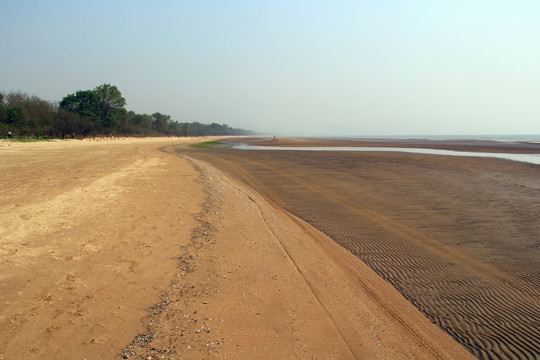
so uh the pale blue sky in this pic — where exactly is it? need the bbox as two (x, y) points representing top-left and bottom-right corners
(1, 1), (539, 135)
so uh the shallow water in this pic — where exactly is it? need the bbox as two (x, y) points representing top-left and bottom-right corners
(233, 144), (540, 165)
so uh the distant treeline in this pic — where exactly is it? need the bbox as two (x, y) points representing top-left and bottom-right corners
(0, 84), (254, 138)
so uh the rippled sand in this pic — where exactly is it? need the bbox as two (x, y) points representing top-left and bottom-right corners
(183, 137), (540, 359)
(2, 137), (474, 359)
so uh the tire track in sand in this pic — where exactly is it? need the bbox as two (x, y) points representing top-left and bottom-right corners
(242, 158), (540, 360)
(193, 153), (461, 360)
(187, 150), (540, 360)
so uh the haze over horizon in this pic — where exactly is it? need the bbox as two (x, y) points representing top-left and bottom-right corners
(2, 1), (539, 136)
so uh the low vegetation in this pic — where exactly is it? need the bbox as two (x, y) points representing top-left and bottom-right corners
(0, 84), (254, 138)
(189, 140), (223, 148)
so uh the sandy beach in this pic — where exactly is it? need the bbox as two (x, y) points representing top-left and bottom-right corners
(1, 136), (526, 359)
(181, 137), (540, 359)
(0, 138), (206, 359)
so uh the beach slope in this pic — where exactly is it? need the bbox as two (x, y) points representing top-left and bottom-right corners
(0, 138), (472, 359)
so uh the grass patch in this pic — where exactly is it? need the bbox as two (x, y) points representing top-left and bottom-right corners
(189, 140), (223, 149)
(1, 137), (56, 142)
(516, 184), (540, 191)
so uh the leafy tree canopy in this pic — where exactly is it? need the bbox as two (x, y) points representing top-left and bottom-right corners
(59, 90), (99, 120)
(94, 84), (126, 123)
(59, 84), (126, 128)
(2, 84), (254, 138)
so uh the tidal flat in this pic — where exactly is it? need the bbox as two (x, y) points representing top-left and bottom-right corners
(181, 137), (540, 359)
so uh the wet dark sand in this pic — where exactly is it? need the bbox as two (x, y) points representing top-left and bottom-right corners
(251, 136), (540, 153)
(180, 137), (540, 359)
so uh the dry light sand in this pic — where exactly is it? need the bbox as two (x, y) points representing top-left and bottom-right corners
(0, 138), (474, 359)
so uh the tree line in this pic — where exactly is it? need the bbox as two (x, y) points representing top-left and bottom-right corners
(0, 84), (254, 138)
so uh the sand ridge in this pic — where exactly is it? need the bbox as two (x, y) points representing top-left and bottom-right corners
(182, 138), (540, 359)
(1, 137), (474, 359)
(120, 151), (473, 359)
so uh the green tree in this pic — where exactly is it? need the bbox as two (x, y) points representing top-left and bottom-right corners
(131, 113), (153, 134)
(2, 92), (58, 135)
(6, 107), (23, 125)
(59, 84), (126, 127)
(0, 93), (6, 124)
(2, 85), (255, 137)
(59, 90), (99, 120)
(94, 84), (126, 126)
(152, 112), (171, 134)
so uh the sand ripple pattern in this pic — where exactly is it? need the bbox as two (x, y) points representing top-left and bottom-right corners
(190, 149), (540, 360)
(292, 206), (540, 360)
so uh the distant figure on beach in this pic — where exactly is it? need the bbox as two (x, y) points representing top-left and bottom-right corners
(7, 130), (13, 139)
(72, 132), (75, 139)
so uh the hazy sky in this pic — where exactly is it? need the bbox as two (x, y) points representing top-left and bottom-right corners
(1, 1), (539, 136)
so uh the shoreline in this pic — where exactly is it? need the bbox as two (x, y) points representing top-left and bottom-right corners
(181, 137), (540, 359)
(121, 151), (474, 359)
(0, 137), (486, 359)
(234, 136), (540, 154)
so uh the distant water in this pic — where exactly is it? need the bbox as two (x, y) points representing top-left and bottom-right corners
(233, 144), (540, 166)
(335, 135), (540, 143)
